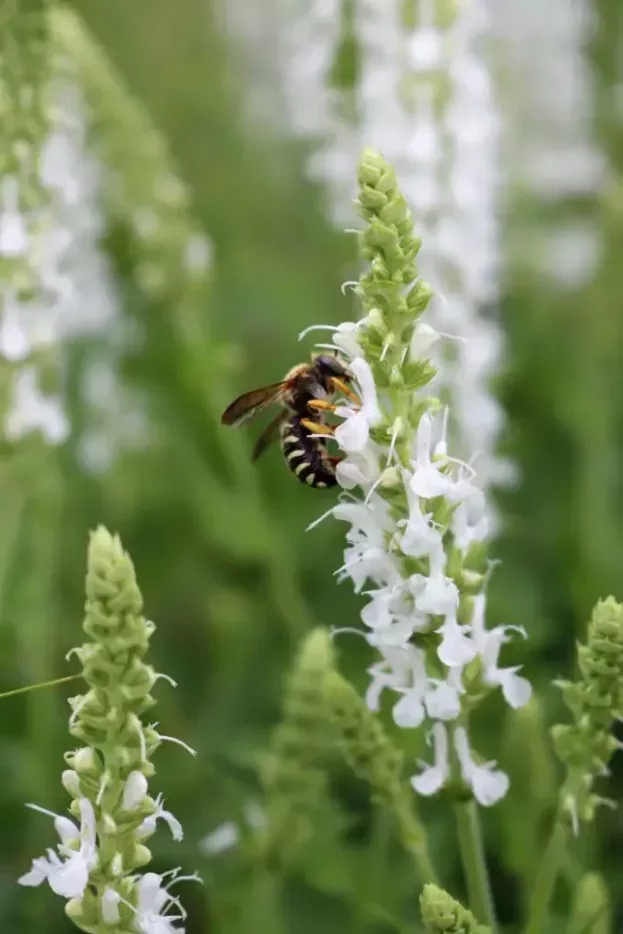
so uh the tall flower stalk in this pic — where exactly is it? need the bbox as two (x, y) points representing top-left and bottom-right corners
(526, 597), (623, 934)
(303, 149), (531, 927)
(18, 527), (197, 933)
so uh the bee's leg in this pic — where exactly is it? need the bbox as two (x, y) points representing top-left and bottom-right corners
(301, 418), (335, 435)
(329, 377), (360, 403)
(308, 398), (337, 413)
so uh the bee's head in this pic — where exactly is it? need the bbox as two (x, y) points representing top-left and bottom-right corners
(312, 353), (352, 389)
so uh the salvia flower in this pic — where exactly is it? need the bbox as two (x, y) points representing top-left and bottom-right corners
(18, 526), (197, 932)
(551, 596), (623, 832)
(305, 150), (531, 806)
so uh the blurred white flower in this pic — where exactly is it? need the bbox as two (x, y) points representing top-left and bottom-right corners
(5, 367), (70, 444)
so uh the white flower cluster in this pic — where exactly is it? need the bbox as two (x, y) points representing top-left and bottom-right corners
(305, 314), (531, 806)
(1, 80), (119, 447)
(490, 0), (604, 289)
(19, 781), (196, 934)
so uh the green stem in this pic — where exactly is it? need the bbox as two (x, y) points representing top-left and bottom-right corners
(524, 816), (568, 934)
(454, 798), (498, 931)
(395, 793), (439, 885)
(0, 674), (80, 700)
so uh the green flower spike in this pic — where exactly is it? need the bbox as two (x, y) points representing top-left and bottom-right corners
(526, 598), (623, 934)
(324, 670), (437, 884)
(552, 596), (623, 830)
(569, 872), (611, 934)
(18, 527), (197, 933)
(259, 628), (335, 865)
(420, 884), (491, 934)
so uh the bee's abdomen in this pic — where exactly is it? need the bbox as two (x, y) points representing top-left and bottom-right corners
(280, 417), (337, 489)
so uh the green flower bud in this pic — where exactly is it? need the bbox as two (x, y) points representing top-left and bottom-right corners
(569, 872), (610, 934)
(552, 597), (623, 829)
(420, 884), (491, 933)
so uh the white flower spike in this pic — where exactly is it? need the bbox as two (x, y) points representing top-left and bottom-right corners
(18, 529), (195, 930)
(302, 150), (531, 808)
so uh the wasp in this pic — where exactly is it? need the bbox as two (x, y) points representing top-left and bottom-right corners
(220, 354), (358, 488)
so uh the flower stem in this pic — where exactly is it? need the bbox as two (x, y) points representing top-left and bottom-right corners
(394, 792), (439, 885)
(0, 674), (80, 700)
(453, 798), (497, 931)
(524, 815), (568, 934)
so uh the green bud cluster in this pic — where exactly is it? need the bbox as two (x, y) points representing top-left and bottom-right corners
(258, 629), (335, 865)
(551, 597), (623, 827)
(419, 884), (491, 933)
(355, 150), (437, 415)
(325, 670), (437, 884)
(569, 872), (610, 934)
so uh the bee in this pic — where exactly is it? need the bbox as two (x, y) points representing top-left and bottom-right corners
(221, 354), (358, 488)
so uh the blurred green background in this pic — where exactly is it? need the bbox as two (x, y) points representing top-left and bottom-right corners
(1, 0), (623, 931)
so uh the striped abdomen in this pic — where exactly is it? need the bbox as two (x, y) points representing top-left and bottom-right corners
(279, 416), (338, 488)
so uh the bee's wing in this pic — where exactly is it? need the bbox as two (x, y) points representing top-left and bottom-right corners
(252, 411), (289, 462)
(221, 381), (291, 427)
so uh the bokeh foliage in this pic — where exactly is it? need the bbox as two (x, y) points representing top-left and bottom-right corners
(1, 0), (623, 932)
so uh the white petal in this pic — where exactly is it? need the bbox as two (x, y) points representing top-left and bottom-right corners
(336, 459), (367, 489)
(411, 764), (447, 796)
(497, 668), (532, 709)
(48, 852), (89, 898)
(0, 212), (28, 256)
(453, 727), (509, 807)
(410, 322), (439, 358)
(336, 447), (381, 490)
(411, 723), (449, 795)
(158, 807), (183, 842)
(437, 617), (477, 667)
(415, 574), (459, 616)
(101, 887), (121, 924)
(136, 872), (169, 914)
(414, 413), (433, 463)
(122, 770), (148, 810)
(78, 798), (97, 858)
(350, 357), (382, 426)
(365, 670), (395, 712)
(360, 591), (393, 630)
(18, 856), (54, 888)
(393, 690), (425, 728)
(333, 322), (362, 357)
(399, 490), (441, 558)
(410, 466), (450, 499)
(424, 679), (462, 721)
(367, 618), (418, 646)
(471, 765), (510, 807)
(335, 411), (369, 452)
(54, 816), (79, 846)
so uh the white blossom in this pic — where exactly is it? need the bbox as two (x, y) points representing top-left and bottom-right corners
(18, 798), (97, 898)
(134, 872), (187, 934)
(412, 724), (509, 807)
(137, 795), (183, 843)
